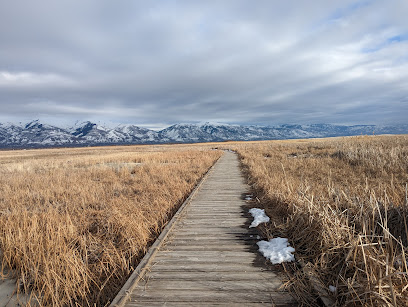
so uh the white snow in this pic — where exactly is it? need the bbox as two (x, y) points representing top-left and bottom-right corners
(245, 194), (253, 201)
(329, 285), (337, 293)
(249, 208), (270, 228)
(257, 237), (295, 264)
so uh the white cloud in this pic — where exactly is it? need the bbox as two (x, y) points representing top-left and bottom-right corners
(0, 71), (72, 87)
(0, 0), (407, 127)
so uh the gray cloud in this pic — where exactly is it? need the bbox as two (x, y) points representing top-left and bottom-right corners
(0, 0), (407, 128)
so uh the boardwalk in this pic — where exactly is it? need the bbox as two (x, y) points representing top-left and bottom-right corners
(113, 151), (297, 306)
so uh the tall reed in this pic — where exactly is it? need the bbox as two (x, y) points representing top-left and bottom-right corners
(235, 136), (408, 306)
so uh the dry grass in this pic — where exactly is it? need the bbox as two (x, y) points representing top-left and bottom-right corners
(233, 135), (408, 306)
(3, 136), (407, 306)
(0, 144), (221, 306)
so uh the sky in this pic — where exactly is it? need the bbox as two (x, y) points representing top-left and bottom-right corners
(0, 0), (407, 129)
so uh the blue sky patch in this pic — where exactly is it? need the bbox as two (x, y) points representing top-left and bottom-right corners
(362, 34), (407, 53)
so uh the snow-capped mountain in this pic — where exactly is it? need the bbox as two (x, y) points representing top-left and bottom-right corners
(68, 121), (123, 143)
(113, 124), (159, 143)
(0, 120), (407, 148)
(0, 120), (75, 146)
(0, 120), (159, 147)
(66, 121), (159, 144)
(158, 122), (404, 142)
(159, 123), (280, 142)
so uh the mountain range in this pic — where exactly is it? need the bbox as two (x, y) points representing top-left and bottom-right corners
(0, 120), (407, 148)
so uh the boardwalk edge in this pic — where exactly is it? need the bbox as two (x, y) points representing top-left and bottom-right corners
(109, 153), (223, 307)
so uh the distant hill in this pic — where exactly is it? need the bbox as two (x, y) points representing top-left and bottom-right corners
(0, 120), (407, 148)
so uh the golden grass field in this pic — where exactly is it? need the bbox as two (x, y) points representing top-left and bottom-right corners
(0, 144), (221, 306)
(1, 135), (407, 306)
(232, 135), (408, 306)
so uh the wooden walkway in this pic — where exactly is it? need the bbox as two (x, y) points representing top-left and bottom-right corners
(112, 151), (298, 306)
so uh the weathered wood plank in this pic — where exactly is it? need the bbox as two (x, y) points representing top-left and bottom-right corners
(147, 262), (268, 272)
(135, 280), (283, 292)
(162, 241), (260, 250)
(143, 271), (279, 281)
(151, 259), (262, 266)
(184, 210), (247, 214)
(178, 214), (246, 218)
(154, 250), (258, 258)
(176, 228), (253, 233)
(163, 238), (259, 244)
(174, 225), (252, 229)
(129, 289), (290, 303)
(170, 229), (258, 235)
(126, 302), (297, 307)
(173, 224), (251, 229)
(168, 235), (259, 241)
(176, 221), (250, 226)
(160, 245), (258, 252)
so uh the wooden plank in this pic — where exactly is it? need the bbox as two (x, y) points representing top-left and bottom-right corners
(160, 245), (258, 252)
(174, 225), (252, 230)
(170, 229), (258, 235)
(151, 259), (261, 266)
(191, 199), (245, 203)
(144, 271), (279, 281)
(185, 210), (247, 214)
(172, 225), (250, 230)
(154, 250), (258, 258)
(174, 224), (253, 229)
(193, 195), (245, 198)
(126, 302), (298, 307)
(174, 225), (251, 229)
(162, 242), (258, 248)
(183, 208), (248, 212)
(129, 289), (290, 303)
(178, 216), (246, 220)
(147, 263), (268, 272)
(126, 303), (268, 307)
(168, 235), (258, 241)
(135, 280), (283, 292)
(163, 237), (259, 243)
(162, 240), (259, 248)
(165, 239), (259, 245)
(176, 221), (249, 226)
(179, 213), (247, 216)
(192, 200), (248, 203)
(152, 258), (260, 265)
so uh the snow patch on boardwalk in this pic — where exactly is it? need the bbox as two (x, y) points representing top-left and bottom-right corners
(257, 237), (295, 264)
(248, 208), (270, 228)
(248, 207), (295, 264)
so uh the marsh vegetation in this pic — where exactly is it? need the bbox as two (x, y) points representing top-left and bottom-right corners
(234, 135), (408, 306)
(0, 145), (221, 306)
(1, 135), (407, 306)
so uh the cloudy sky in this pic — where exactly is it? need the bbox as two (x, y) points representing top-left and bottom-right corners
(0, 0), (407, 129)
